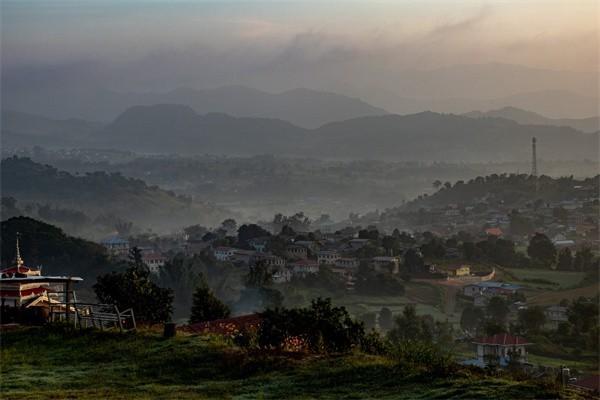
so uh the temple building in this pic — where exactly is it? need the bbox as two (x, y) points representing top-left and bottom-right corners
(0, 238), (50, 307)
(0, 236), (82, 319)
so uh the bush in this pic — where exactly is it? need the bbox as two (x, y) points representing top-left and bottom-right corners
(257, 297), (365, 353)
(189, 278), (230, 324)
(391, 341), (456, 377)
(360, 330), (388, 355)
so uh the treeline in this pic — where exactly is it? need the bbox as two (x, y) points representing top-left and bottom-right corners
(1, 157), (230, 233)
(407, 173), (599, 209)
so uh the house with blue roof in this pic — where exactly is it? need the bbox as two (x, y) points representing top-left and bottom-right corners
(463, 281), (522, 297)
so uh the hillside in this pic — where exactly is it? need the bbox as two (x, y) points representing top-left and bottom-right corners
(4, 105), (598, 162)
(464, 107), (599, 133)
(0, 328), (578, 400)
(146, 86), (388, 128)
(0, 157), (229, 231)
(1, 110), (101, 149)
(0, 216), (120, 282)
(99, 104), (308, 155)
(404, 174), (599, 210)
(99, 106), (598, 162)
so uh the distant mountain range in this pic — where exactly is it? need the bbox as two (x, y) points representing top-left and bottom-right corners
(1, 110), (101, 148)
(2, 86), (387, 128)
(4, 62), (598, 120)
(3, 105), (598, 162)
(463, 107), (599, 133)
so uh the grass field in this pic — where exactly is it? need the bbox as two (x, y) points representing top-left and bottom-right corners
(282, 281), (444, 318)
(0, 327), (583, 400)
(500, 268), (586, 289)
(528, 284), (599, 305)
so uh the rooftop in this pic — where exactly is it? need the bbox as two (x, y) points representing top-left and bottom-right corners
(473, 333), (530, 346)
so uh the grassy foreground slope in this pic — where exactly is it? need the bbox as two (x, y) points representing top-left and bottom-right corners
(0, 328), (581, 400)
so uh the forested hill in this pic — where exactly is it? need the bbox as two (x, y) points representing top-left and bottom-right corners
(1, 157), (230, 231)
(99, 106), (598, 162)
(404, 174), (600, 210)
(1, 216), (120, 282)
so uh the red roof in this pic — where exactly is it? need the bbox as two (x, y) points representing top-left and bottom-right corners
(1, 266), (32, 274)
(0, 286), (48, 298)
(473, 333), (530, 346)
(485, 227), (503, 236)
(570, 375), (600, 392)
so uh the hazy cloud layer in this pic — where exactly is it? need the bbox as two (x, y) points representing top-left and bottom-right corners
(2, 1), (598, 116)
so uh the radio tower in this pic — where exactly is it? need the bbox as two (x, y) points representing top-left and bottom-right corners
(531, 137), (538, 177)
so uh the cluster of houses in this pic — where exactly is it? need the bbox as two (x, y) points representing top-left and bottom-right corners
(99, 230), (403, 288)
(212, 238), (401, 289)
(374, 189), (599, 250)
(101, 235), (166, 274)
(462, 280), (569, 330)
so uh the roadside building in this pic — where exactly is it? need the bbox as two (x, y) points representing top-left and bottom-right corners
(289, 259), (319, 277)
(285, 245), (308, 260)
(372, 256), (400, 274)
(470, 334), (531, 367)
(446, 264), (471, 277)
(544, 305), (569, 329)
(101, 235), (129, 256)
(335, 257), (359, 269)
(272, 267), (293, 283)
(213, 247), (235, 261)
(318, 250), (340, 265)
(141, 251), (166, 274)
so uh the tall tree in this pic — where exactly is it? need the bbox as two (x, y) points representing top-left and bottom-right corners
(379, 307), (393, 331)
(189, 276), (230, 324)
(517, 306), (546, 334)
(527, 233), (556, 268)
(486, 296), (510, 324)
(94, 247), (174, 324)
(557, 248), (573, 271)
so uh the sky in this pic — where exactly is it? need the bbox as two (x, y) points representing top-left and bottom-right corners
(1, 1), (598, 108)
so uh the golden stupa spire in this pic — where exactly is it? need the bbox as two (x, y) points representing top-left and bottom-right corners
(15, 233), (24, 268)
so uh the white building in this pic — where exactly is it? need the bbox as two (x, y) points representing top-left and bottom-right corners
(213, 247), (235, 261)
(318, 250), (340, 265)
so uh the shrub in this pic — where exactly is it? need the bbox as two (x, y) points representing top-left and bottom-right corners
(257, 297), (365, 353)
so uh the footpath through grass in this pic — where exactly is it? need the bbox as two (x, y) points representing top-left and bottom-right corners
(0, 327), (586, 400)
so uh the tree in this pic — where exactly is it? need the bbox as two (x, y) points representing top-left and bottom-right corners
(517, 306), (546, 334)
(245, 261), (273, 287)
(527, 233), (556, 268)
(432, 180), (442, 190)
(189, 277), (230, 324)
(567, 296), (599, 334)
(486, 296), (510, 324)
(379, 307), (393, 331)
(94, 247), (174, 324)
(460, 305), (485, 334)
(220, 218), (237, 235)
(573, 247), (594, 272)
(403, 248), (425, 273)
(257, 297), (364, 353)
(238, 224), (270, 244)
(509, 210), (534, 236)
(388, 304), (432, 343)
(360, 312), (377, 331)
(184, 224), (208, 240)
(557, 248), (573, 271)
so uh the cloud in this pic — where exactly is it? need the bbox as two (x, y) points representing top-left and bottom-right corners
(426, 6), (491, 38)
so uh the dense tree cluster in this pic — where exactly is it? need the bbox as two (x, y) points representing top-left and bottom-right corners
(94, 248), (174, 324)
